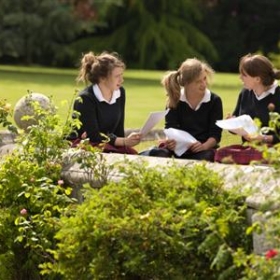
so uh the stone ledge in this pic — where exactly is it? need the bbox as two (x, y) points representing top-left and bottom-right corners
(60, 152), (280, 255)
(61, 152), (278, 210)
(2, 130), (279, 255)
(1, 130), (278, 212)
(0, 130), (17, 146)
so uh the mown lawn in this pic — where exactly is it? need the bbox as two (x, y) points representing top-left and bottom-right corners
(0, 65), (242, 148)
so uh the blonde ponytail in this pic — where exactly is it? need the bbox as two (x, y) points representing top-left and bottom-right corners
(161, 71), (180, 108)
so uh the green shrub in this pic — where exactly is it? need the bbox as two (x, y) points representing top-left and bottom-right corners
(7, 93), (280, 279)
(0, 98), (17, 133)
(0, 97), (74, 279)
(233, 208), (280, 280)
(231, 110), (280, 279)
(0, 97), (109, 279)
(49, 161), (251, 280)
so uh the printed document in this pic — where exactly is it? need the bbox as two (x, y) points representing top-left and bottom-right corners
(164, 128), (197, 156)
(215, 115), (258, 137)
(140, 109), (169, 138)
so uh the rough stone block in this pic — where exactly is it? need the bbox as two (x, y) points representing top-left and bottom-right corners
(13, 93), (52, 131)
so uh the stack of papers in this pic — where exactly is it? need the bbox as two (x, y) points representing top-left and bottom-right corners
(164, 128), (197, 156)
(215, 115), (258, 137)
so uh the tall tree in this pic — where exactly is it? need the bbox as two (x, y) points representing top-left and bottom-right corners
(0, 0), (83, 66)
(198, 0), (280, 71)
(97, 0), (218, 69)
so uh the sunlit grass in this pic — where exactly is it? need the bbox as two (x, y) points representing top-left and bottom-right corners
(0, 65), (242, 147)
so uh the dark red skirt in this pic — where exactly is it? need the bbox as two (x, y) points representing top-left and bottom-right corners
(214, 144), (264, 165)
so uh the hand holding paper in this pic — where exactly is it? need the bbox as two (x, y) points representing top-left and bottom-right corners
(216, 115), (258, 137)
(164, 128), (197, 156)
(140, 110), (169, 138)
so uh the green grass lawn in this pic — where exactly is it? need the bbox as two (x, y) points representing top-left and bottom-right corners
(0, 65), (242, 148)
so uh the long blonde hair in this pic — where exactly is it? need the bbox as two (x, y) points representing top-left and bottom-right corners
(162, 58), (214, 108)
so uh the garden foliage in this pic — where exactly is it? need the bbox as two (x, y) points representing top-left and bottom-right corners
(230, 109), (280, 279)
(46, 161), (251, 280)
(0, 97), (109, 279)
(2, 96), (280, 279)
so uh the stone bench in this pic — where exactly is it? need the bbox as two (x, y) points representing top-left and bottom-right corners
(0, 129), (278, 255)
(60, 149), (280, 255)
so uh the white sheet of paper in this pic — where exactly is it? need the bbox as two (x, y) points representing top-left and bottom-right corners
(140, 110), (169, 137)
(164, 128), (197, 156)
(216, 115), (258, 137)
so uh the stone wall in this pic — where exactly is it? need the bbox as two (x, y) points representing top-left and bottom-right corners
(0, 130), (17, 157)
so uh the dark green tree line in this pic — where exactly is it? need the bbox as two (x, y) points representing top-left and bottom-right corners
(198, 0), (280, 71)
(0, 0), (85, 66)
(0, 0), (279, 71)
(0, 0), (218, 69)
(100, 0), (218, 69)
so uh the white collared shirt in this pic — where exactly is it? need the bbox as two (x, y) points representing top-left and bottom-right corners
(180, 88), (211, 111)
(254, 81), (278, 101)
(92, 84), (121, 104)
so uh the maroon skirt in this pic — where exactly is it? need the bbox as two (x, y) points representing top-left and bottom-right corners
(214, 144), (264, 165)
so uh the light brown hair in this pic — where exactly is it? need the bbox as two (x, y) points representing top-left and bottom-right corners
(161, 58), (214, 108)
(76, 51), (125, 84)
(239, 54), (280, 86)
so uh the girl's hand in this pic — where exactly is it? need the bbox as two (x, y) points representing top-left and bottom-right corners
(126, 132), (141, 146)
(160, 139), (176, 151)
(226, 113), (235, 119)
(189, 141), (204, 153)
(243, 134), (263, 142)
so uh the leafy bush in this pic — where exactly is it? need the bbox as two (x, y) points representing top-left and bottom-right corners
(231, 109), (280, 279)
(233, 209), (280, 280)
(6, 94), (280, 279)
(48, 161), (251, 280)
(0, 98), (17, 133)
(0, 97), (109, 279)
